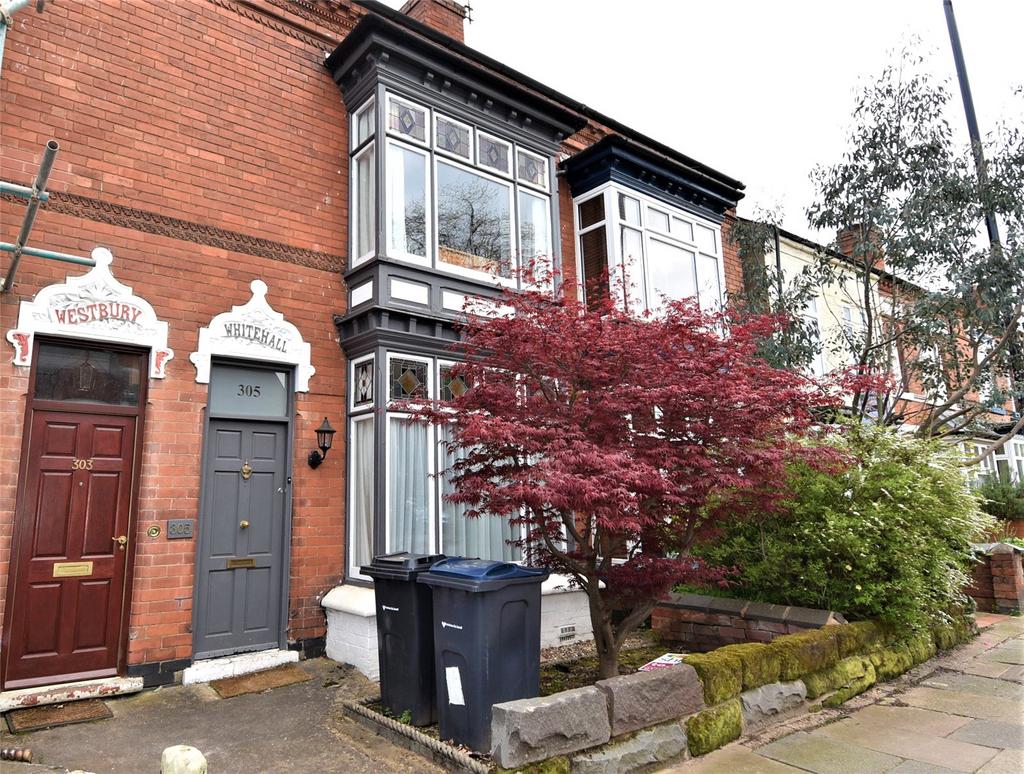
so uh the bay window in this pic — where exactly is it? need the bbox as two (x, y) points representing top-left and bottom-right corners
(348, 90), (554, 288)
(575, 184), (725, 315)
(346, 350), (521, 581)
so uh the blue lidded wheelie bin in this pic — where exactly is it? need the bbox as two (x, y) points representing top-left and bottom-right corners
(361, 552), (445, 726)
(417, 558), (549, 752)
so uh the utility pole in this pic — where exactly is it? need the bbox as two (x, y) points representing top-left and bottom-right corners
(943, 0), (1020, 418)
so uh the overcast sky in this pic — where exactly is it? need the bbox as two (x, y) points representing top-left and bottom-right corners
(387, 0), (1023, 241)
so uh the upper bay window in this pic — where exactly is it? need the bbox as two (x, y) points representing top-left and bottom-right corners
(574, 184), (725, 315)
(349, 91), (554, 289)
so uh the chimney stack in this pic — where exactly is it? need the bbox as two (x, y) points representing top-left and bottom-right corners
(837, 224), (885, 271)
(399, 0), (468, 43)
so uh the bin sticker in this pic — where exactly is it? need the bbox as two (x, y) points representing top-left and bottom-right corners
(441, 621), (463, 630)
(445, 666), (466, 706)
(382, 605), (399, 612)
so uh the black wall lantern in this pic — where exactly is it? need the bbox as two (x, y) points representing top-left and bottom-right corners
(307, 417), (336, 469)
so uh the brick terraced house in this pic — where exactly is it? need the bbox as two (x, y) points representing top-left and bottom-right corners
(0, 0), (746, 698)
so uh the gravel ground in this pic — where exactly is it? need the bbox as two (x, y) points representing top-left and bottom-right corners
(540, 629), (659, 664)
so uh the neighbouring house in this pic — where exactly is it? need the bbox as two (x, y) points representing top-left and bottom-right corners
(0, 0), (745, 696)
(741, 221), (1022, 483)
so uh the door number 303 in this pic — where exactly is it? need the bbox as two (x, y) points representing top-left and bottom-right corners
(72, 458), (94, 470)
(237, 384), (262, 398)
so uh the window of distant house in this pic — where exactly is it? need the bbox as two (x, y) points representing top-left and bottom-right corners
(349, 91), (554, 288)
(573, 184), (724, 315)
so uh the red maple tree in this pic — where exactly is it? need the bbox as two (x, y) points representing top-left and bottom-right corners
(413, 285), (844, 678)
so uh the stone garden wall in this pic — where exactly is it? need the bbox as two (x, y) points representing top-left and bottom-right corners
(650, 592), (846, 651)
(968, 543), (1024, 614)
(489, 615), (976, 771)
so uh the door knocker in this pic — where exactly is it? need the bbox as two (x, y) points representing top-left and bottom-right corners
(240, 460), (253, 480)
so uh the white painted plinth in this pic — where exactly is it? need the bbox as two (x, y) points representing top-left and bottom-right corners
(0, 675), (144, 713)
(321, 575), (594, 680)
(181, 647), (297, 685)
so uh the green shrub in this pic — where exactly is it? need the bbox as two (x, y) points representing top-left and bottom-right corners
(701, 425), (994, 631)
(975, 477), (1024, 521)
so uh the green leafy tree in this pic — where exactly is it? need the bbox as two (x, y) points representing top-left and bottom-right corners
(803, 43), (1023, 456)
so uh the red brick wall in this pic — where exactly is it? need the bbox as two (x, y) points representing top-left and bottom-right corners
(399, 0), (466, 42)
(0, 0), (357, 668)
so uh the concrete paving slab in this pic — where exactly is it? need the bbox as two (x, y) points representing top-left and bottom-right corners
(888, 760), (962, 774)
(949, 719), (1024, 751)
(848, 704), (971, 737)
(979, 642), (1024, 666)
(920, 672), (1024, 701)
(758, 731), (903, 774)
(660, 745), (804, 773)
(815, 717), (998, 772)
(900, 685), (1022, 720)
(959, 660), (1017, 679)
(997, 664), (1024, 683)
(976, 748), (1024, 774)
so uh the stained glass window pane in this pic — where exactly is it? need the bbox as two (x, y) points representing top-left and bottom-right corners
(477, 134), (511, 174)
(516, 149), (547, 188)
(34, 342), (143, 406)
(386, 143), (427, 258)
(648, 208), (670, 232)
(388, 96), (427, 142)
(354, 359), (374, 407)
(436, 115), (471, 159)
(389, 358), (428, 400)
(437, 161), (512, 277)
(440, 364), (471, 401)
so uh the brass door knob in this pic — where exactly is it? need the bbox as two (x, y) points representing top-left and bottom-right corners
(239, 520), (250, 529)
(112, 535), (128, 550)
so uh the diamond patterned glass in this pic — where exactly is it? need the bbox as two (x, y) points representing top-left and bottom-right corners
(436, 116), (471, 159)
(516, 149), (547, 188)
(388, 98), (426, 142)
(354, 360), (374, 407)
(477, 134), (510, 174)
(390, 358), (428, 399)
(440, 364), (470, 401)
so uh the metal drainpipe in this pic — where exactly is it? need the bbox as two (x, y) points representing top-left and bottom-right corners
(0, 139), (58, 292)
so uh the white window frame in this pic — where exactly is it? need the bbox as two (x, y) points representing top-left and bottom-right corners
(350, 141), (376, 267)
(572, 182), (726, 316)
(385, 138), (432, 267)
(433, 155), (517, 287)
(347, 412), (376, 580)
(351, 96), (375, 152)
(349, 352), (375, 413)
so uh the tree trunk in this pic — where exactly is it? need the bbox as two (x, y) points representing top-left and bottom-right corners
(593, 621), (621, 680)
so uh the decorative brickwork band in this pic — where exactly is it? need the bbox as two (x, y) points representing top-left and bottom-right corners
(1, 191), (346, 274)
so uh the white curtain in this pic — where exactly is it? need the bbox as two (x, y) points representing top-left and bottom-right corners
(439, 424), (520, 561)
(349, 417), (375, 575)
(355, 146), (375, 259)
(388, 416), (430, 553)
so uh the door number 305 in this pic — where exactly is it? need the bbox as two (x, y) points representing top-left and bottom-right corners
(237, 384), (262, 398)
(72, 458), (94, 470)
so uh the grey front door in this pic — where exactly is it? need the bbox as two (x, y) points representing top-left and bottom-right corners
(194, 419), (288, 658)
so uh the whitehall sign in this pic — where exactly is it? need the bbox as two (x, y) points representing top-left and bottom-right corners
(6, 247), (174, 378)
(190, 279), (314, 391)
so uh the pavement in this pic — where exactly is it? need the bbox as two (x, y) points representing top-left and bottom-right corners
(665, 613), (1024, 774)
(0, 658), (442, 774)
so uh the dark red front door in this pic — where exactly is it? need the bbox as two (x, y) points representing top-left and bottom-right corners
(2, 410), (137, 689)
